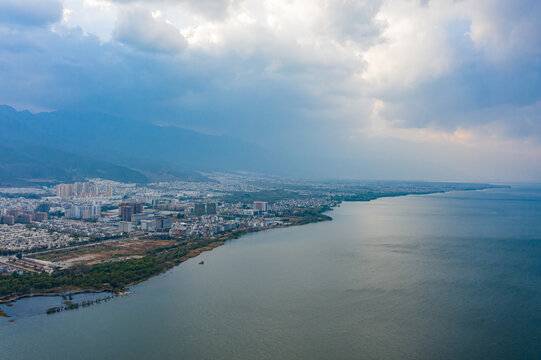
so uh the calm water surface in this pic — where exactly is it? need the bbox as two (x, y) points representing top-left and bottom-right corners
(2, 186), (541, 359)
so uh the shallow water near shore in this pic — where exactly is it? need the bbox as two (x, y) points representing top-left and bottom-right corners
(2, 186), (541, 359)
(0, 291), (114, 319)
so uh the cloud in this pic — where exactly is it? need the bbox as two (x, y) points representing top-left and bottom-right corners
(359, 1), (463, 89)
(461, 0), (541, 62)
(1, 0), (541, 181)
(0, 0), (63, 27)
(113, 7), (187, 54)
(178, 0), (239, 20)
(110, 0), (238, 20)
(320, 0), (383, 48)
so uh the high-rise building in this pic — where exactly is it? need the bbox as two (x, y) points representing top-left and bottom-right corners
(119, 203), (133, 222)
(18, 213), (33, 224)
(1, 215), (15, 225)
(253, 201), (268, 212)
(206, 203), (217, 215)
(65, 203), (100, 220)
(154, 217), (172, 232)
(57, 184), (74, 199)
(75, 182), (85, 196)
(140, 219), (155, 231)
(81, 207), (93, 220)
(34, 212), (48, 222)
(65, 206), (81, 219)
(57, 182), (103, 199)
(91, 202), (102, 218)
(132, 202), (144, 215)
(131, 212), (149, 224)
(194, 203), (206, 217)
(118, 221), (134, 233)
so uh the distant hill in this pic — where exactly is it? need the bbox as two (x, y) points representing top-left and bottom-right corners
(0, 143), (148, 186)
(0, 105), (278, 184)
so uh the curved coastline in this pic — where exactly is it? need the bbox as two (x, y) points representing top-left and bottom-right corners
(0, 187), (499, 309)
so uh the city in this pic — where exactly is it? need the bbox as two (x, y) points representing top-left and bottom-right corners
(0, 174), (341, 277)
(0, 176), (490, 279)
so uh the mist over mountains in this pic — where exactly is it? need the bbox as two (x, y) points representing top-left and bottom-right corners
(0, 105), (279, 186)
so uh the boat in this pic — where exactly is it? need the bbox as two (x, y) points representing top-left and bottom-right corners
(198, 261), (204, 265)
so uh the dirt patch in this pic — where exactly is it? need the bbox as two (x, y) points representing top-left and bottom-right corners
(30, 239), (177, 266)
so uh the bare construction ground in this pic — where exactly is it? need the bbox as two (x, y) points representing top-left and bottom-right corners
(30, 239), (177, 268)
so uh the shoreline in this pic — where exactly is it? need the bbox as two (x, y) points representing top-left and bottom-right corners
(0, 214), (329, 305)
(0, 186), (499, 307)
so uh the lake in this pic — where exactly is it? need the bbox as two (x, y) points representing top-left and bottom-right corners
(2, 186), (541, 359)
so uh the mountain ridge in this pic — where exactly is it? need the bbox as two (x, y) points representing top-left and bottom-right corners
(0, 105), (278, 184)
(0, 142), (149, 186)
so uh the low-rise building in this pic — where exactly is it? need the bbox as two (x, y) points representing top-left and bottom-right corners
(118, 221), (134, 233)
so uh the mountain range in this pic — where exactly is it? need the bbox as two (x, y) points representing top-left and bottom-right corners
(0, 105), (277, 186)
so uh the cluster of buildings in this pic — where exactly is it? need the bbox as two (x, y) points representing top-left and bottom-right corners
(0, 195), (48, 222)
(253, 201), (268, 212)
(118, 202), (144, 221)
(0, 257), (56, 275)
(1, 209), (48, 225)
(268, 198), (335, 215)
(56, 181), (113, 199)
(33, 219), (120, 239)
(114, 200), (273, 237)
(169, 215), (283, 238)
(65, 202), (102, 220)
(194, 202), (217, 216)
(0, 224), (73, 252)
(0, 176), (341, 260)
(119, 216), (172, 233)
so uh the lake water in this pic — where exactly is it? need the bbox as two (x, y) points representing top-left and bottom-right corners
(2, 186), (541, 359)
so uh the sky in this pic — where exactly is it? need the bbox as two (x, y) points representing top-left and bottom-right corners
(1, 0), (540, 182)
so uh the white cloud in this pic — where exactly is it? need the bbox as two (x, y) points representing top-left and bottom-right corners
(360, 0), (459, 89)
(459, 0), (541, 62)
(110, 0), (239, 20)
(61, 0), (118, 41)
(113, 6), (187, 53)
